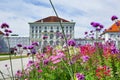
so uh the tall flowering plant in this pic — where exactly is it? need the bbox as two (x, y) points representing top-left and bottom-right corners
(0, 23), (14, 80)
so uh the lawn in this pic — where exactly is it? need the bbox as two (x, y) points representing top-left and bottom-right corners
(0, 55), (27, 61)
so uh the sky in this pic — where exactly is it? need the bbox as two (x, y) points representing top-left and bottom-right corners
(0, 0), (120, 38)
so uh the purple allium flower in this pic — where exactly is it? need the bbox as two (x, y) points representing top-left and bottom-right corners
(8, 30), (12, 33)
(115, 21), (120, 26)
(90, 30), (93, 33)
(91, 37), (94, 40)
(4, 29), (9, 32)
(90, 22), (94, 25)
(28, 45), (34, 49)
(5, 64), (8, 67)
(99, 24), (104, 28)
(27, 60), (34, 67)
(16, 70), (23, 77)
(1, 23), (9, 28)
(93, 23), (100, 27)
(76, 73), (85, 80)
(14, 47), (17, 51)
(43, 59), (49, 65)
(31, 48), (36, 54)
(96, 28), (101, 31)
(111, 15), (118, 21)
(32, 42), (39, 46)
(81, 55), (89, 62)
(23, 46), (27, 49)
(91, 22), (100, 27)
(17, 44), (22, 47)
(4, 33), (9, 36)
(84, 32), (88, 35)
(67, 39), (76, 46)
(43, 36), (48, 39)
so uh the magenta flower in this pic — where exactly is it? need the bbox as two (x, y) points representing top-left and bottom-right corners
(15, 70), (23, 77)
(27, 60), (34, 67)
(67, 39), (76, 46)
(75, 73), (85, 80)
(43, 59), (49, 65)
(5, 64), (8, 67)
(23, 46), (27, 49)
(4, 33), (9, 36)
(38, 70), (42, 73)
(4, 29), (9, 32)
(90, 30), (93, 33)
(1, 23), (9, 28)
(111, 15), (118, 21)
(43, 36), (48, 39)
(84, 32), (88, 35)
(8, 30), (12, 33)
(91, 22), (100, 27)
(99, 24), (104, 28)
(81, 55), (90, 62)
(32, 42), (39, 46)
(17, 44), (22, 47)
(28, 45), (34, 49)
(14, 47), (17, 51)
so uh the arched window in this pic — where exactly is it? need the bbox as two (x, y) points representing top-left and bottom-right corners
(50, 41), (53, 45)
(50, 34), (54, 39)
(43, 41), (48, 46)
(56, 41), (59, 45)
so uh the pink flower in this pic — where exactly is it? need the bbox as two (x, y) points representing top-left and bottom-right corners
(81, 55), (90, 62)
(15, 70), (23, 77)
(52, 59), (61, 64)
(38, 69), (42, 73)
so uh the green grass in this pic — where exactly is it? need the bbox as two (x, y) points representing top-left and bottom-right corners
(0, 55), (27, 61)
(0, 53), (14, 56)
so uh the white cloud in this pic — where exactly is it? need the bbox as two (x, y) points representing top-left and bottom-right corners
(0, 0), (120, 38)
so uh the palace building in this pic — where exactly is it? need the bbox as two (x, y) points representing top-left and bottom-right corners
(29, 16), (75, 47)
(102, 20), (120, 48)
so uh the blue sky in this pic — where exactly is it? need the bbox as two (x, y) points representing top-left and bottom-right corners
(0, 0), (120, 38)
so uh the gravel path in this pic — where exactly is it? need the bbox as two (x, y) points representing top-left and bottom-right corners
(0, 57), (32, 80)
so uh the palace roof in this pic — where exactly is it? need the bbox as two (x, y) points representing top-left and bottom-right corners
(35, 16), (70, 22)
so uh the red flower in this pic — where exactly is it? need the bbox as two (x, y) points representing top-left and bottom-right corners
(96, 65), (111, 79)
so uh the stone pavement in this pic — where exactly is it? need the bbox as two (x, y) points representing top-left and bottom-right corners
(0, 57), (32, 80)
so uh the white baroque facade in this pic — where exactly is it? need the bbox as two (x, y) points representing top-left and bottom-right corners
(4, 36), (30, 48)
(29, 16), (75, 47)
(102, 21), (120, 48)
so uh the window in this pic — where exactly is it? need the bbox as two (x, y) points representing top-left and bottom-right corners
(36, 30), (37, 33)
(57, 26), (59, 30)
(51, 26), (53, 30)
(50, 34), (54, 39)
(66, 30), (68, 33)
(39, 34), (41, 38)
(39, 30), (41, 33)
(66, 26), (68, 29)
(45, 26), (47, 29)
(44, 34), (47, 36)
(32, 30), (34, 33)
(39, 42), (41, 46)
(50, 41), (53, 45)
(56, 41), (59, 45)
(31, 26), (34, 29)
(110, 34), (113, 37)
(43, 41), (48, 46)
(36, 26), (37, 29)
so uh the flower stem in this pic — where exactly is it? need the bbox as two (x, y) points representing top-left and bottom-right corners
(49, 0), (74, 78)
(0, 70), (5, 80)
(7, 37), (14, 80)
